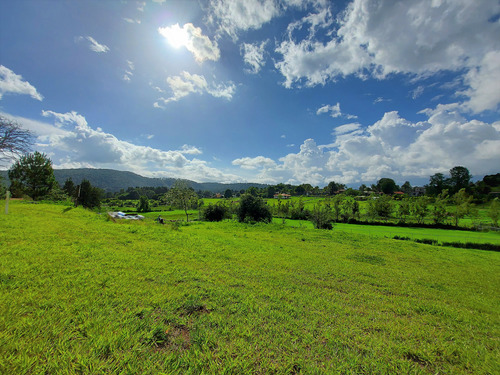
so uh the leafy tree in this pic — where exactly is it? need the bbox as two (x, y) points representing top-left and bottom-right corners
(275, 198), (290, 223)
(63, 177), (76, 197)
(197, 199), (205, 220)
(411, 197), (429, 224)
(0, 116), (34, 162)
(426, 173), (448, 196)
(367, 194), (392, 220)
(237, 194), (272, 223)
(396, 199), (411, 223)
(289, 198), (308, 220)
(202, 202), (229, 222)
(246, 186), (260, 197)
(340, 196), (358, 222)
(76, 179), (102, 209)
(488, 198), (499, 227)
(377, 178), (397, 195)
(448, 188), (472, 227)
(449, 166), (472, 194)
(265, 186), (276, 198)
(432, 190), (449, 225)
(8, 151), (56, 200)
(310, 202), (333, 229)
(483, 173), (500, 188)
(325, 181), (340, 196)
(137, 196), (151, 213)
(325, 181), (346, 196)
(330, 195), (342, 222)
(0, 176), (7, 197)
(401, 181), (412, 195)
(224, 189), (233, 199)
(165, 180), (198, 222)
(344, 188), (359, 197)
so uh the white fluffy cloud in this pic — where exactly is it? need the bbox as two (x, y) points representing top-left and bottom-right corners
(158, 23), (220, 63)
(154, 71), (235, 107)
(240, 40), (268, 74)
(179, 144), (202, 155)
(34, 110), (241, 182)
(232, 156), (276, 170)
(275, 0), (500, 111)
(207, 0), (281, 40)
(316, 103), (357, 119)
(0, 65), (43, 101)
(233, 104), (500, 185)
(463, 50), (500, 113)
(77, 36), (109, 53)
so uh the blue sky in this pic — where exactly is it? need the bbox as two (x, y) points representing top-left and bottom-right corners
(1, 0), (499, 187)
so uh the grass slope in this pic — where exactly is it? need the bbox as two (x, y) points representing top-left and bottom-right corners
(1, 202), (499, 374)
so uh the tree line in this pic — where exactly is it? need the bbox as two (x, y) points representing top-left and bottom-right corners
(1, 114), (499, 229)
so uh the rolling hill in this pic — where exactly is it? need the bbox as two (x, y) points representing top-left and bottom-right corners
(0, 168), (267, 193)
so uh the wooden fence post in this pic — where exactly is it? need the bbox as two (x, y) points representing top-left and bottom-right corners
(5, 191), (10, 214)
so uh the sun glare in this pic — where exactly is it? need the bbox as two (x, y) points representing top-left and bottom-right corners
(159, 23), (189, 49)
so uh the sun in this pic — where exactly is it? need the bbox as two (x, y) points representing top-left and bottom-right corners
(159, 23), (190, 49)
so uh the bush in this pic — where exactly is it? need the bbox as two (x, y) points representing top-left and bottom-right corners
(137, 196), (151, 213)
(202, 203), (229, 222)
(237, 194), (272, 223)
(309, 203), (333, 230)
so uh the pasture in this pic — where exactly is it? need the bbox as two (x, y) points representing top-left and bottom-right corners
(1, 202), (499, 374)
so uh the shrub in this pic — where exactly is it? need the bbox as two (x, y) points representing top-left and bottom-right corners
(137, 196), (151, 213)
(202, 203), (229, 222)
(237, 194), (272, 223)
(309, 203), (333, 230)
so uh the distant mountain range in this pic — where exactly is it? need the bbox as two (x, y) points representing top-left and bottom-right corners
(0, 168), (268, 193)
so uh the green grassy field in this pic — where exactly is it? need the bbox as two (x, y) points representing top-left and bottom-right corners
(1, 202), (499, 374)
(273, 219), (500, 245)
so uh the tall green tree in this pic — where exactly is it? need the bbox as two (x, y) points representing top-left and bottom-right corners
(224, 189), (233, 199)
(8, 151), (56, 200)
(411, 197), (429, 224)
(63, 177), (76, 197)
(165, 180), (198, 222)
(396, 199), (411, 223)
(449, 166), (472, 194)
(401, 181), (412, 195)
(448, 188), (472, 227)
(325, 181), (341, 196)
(377, 178), (397, 195)
(432, 190), (449, 225)
(76, 179), (102, 209)
(426, 173), (448, 196)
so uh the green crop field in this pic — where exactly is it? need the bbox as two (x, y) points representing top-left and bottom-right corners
(1, 202), (499, 374)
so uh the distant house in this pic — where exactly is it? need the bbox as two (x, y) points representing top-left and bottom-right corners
(411, 187), (426, 197)
(274, 193), (291, 199)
